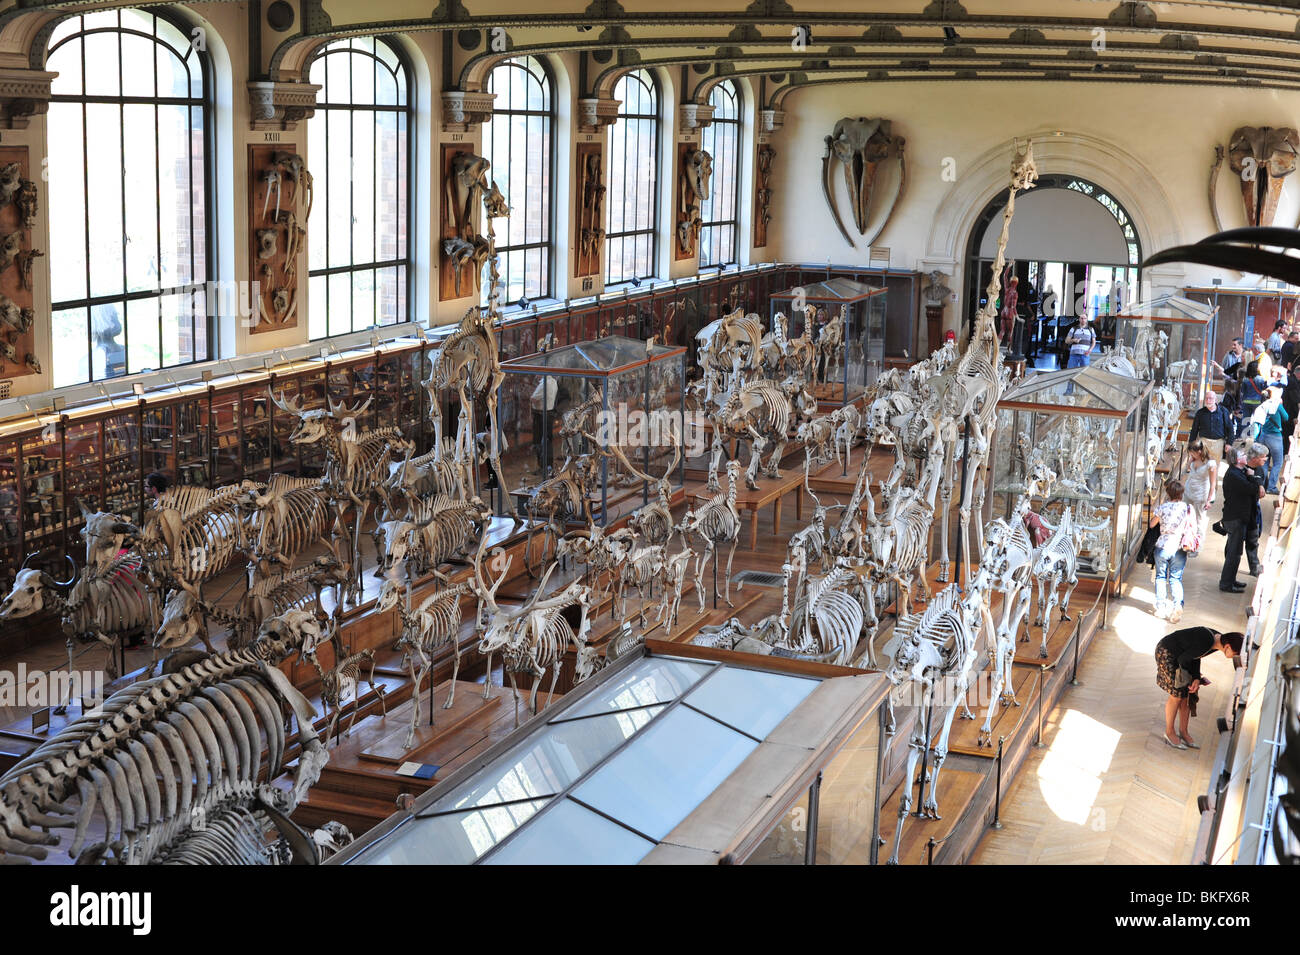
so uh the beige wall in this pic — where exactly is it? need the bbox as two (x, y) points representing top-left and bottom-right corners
(769, 80), (1300, 330)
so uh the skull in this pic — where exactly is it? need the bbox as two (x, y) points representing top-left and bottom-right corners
(1228, 125), (1300, 228)
(156, 588), (206, 650)
(0, 569), (51, 619)
(684, 147), (713, 201)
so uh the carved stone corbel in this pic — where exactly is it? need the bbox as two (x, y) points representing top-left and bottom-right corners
(0, 68), (56, 130)
(248, 80), (322, 132)
(759, 108), (785, 139)
(577, 96), (621, 133)
(441, 90), (495, 132)
(678, 102), (715, 133)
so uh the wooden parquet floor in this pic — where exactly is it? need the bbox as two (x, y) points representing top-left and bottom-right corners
(971, 492), (1273, 866)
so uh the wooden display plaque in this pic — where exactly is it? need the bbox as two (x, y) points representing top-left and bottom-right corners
(0, 145), (40, 379)
(247, 144), (305, 334)
(674, 141), (700, 261)
(439, 143), (479, 301)
(573, 142), (605, 278)
(754, 143), (774, 248)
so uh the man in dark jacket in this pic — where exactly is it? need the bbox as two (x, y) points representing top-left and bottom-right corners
(1188, 390), (1233, 466)
(1219, 444), (1267, 591)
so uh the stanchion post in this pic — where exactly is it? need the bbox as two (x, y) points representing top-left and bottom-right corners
(992, 734), (1005, 830)
(1070, 618), (1082, 686)
(927, 836), (937, 866)
(1034, 665), (1047, 747)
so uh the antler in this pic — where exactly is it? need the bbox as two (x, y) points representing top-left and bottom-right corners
(269, 389), (305, 416)
(327, 393), (373, 419)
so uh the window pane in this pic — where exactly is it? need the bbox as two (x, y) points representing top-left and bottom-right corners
(483, 797), (653, 865)
(85, 103), (124, 299)
(48, 37), (84, 96)
(83, 30), (120, 97)
(52, 308), (89, 388)
(306, 36), (412, 339)
(47, 105), (88, 303)
(570, 704), (756, 842)
(127, 297), (159, 374)
(123, 103), (159, 293)
(49, 15), (211, 385)
(309, 274), (327, 340)
(120, 30), (156, 97)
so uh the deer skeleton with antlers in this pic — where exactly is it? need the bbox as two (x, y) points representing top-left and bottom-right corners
(269, 389), (410, 603)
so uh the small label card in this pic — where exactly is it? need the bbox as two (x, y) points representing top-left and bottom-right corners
(396, 762), (439, 780)
(31, 707), (51, 734)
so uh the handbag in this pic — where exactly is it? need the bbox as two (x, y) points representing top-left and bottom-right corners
(1178, 504), (1203, 554)
(1211, 519), (1227, 536)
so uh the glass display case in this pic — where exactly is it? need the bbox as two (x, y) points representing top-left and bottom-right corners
(498, 335), (686, 526)
(988, 365), (1153, 585)
(768, 278), (887, 407)
(1113, 293), (1216, 408)
(1184, 285), (1300, 364)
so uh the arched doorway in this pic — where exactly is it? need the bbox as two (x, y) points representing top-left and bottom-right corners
(963, 175), (1142, 362)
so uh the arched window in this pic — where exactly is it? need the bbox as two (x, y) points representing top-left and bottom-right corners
(307, 36), (412, 339)
(46, 9), (212, 387)
(606, 70), (658, 286)
(483, 56), (554, 303)
(698, 80), (740, 268)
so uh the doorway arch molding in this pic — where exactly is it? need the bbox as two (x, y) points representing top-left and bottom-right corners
(921, 130), (1188, 319)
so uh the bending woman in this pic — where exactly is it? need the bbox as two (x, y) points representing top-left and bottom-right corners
(1154, 627), (1243, 749)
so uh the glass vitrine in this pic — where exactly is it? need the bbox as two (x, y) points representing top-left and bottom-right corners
(1184, 285), (1300, 364)
(208, 384), (243, 486)
(1114, 293), (1216, 409)
(101, 407), (142, 524)
(12, 419), (62, 574)
(499, 335), (687, 526)
(988, 365), (1153, 584)
(141, 386), (209, 490)
(769, 278), (887, 407)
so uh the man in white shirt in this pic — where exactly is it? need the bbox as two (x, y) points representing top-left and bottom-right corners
(530, 376), (558, 473)
(1065, 314), (1096, 370)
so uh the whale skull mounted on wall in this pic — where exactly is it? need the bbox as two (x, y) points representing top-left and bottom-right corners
(1229, 126), (1299, 228)
(1210, 126), (1300, 232)
(821, 116), (906, 249)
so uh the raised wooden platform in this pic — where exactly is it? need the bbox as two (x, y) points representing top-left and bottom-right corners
(294, 678), (555, 834)
(877, 767), (984, 865)
(685, 469), (804, 550)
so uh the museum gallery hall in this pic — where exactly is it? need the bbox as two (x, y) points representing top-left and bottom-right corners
(0, 0), (1294, 877)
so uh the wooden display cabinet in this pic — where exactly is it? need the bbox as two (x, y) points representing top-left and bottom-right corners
(241, 387), (273, 481)
(142, 389), (210, 490)
(207, 386), (243, 486)
(101, 408), (143, 525)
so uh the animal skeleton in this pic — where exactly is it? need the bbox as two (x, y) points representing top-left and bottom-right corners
(610, 435), (681, 546)
(682, 460), (742, 611)
(271, 390), (410, 603)
(307, 646), (387, 745)
(883, 581), (993, 864)
(1, 552), (153, 684)
(422, 303), (510, 499)
(377, 578), (470, 750)
(522, 449), (606, 574)
(822, 116), (906, 247)
(467, 540), (594, 725)
(0, 231), (21, 270)
(239, 474), (333, 575)
(0, 295), (33, 334)
(0, 623), (328, 864)
(1026, 506), (1083, 658)
(15, 178), (36, 229)
(861, 465), (935, 620)
(709, 377), (792, 491)
(677, 146), (712, 255)
(377, 494), (487, 582)
(819, 306), (846, 384)
(0, 162), (20, 205)
(781, 563), (876, 667)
